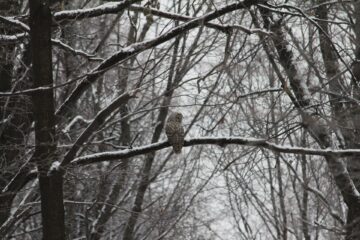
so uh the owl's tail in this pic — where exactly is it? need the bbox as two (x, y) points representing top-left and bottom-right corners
(173, 146), (182, 154)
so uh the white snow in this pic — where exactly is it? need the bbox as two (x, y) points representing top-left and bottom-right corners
(49, 161), (61, 172)
(0, 33), (27, 43)
(54, 1), (127, 20)
(63, 115), (91, 133)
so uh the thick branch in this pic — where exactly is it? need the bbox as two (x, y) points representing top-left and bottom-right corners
(71, 137), (360, 166)
(53, 0), (142, 22)
(0, 33), (27, 43)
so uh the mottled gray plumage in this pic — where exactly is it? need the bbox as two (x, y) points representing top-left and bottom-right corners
(165, 112), (184, 154)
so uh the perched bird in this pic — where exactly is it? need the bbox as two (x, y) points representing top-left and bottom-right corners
(165, 112), (184, 154)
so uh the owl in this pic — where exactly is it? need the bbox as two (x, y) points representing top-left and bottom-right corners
(165, 112), (184, 154)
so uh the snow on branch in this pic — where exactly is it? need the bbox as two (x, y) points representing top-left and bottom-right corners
(0, 16), (29, 43)
(0, 32), (97, 59)
(0, 33), (27, 43)
(0, 33), (96, 60)
(0, 16), (29, 31)
(0, 15), (97, 54)
(56, 0), (265, 117)
(0, 17), (97, 60)
(63, 115), (92, 133)
(53, 0), (141, 22)
(71, 137), (360, 166)
(61, 90), (139, 167)
(52, 39), (100, 60)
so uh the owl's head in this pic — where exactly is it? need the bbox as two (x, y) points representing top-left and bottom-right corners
(169, 112), (183, 122)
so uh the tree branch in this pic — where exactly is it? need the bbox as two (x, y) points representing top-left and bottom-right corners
(60, 90), (138, 167)
(129, 5), (270, 35)
(71, 137), (360, 166)
(56, 0), (265, 117)
(53, 0), (142, 22)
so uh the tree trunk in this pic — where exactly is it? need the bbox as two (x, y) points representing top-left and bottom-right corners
(29, 0), (65, 239)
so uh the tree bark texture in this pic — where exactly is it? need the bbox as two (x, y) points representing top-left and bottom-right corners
(259, 4), (360, 239)
(29, 0), (65, 239)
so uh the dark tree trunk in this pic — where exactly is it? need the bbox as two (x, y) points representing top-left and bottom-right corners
(29, 0), (65, 239)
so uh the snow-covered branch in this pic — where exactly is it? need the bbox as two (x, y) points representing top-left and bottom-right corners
(0, 16), (97, 58)
(0, 33), (98, 59)
(53, 0), (141, 22)
(0, 16), (29, 44)
(71, 137), (360, 166)
(56, 0), (265, 117)
(0, 33), (27, 43)
(51, 39), (100, 60)
(0, 16), (29, 31)
(63, 115), (92, 133)
(61, 90), (139, 166)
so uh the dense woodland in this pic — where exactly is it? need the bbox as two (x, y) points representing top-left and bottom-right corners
(2, 0), (360, 239)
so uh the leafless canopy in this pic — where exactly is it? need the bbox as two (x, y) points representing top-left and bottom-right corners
(2, 0), (360, 239)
